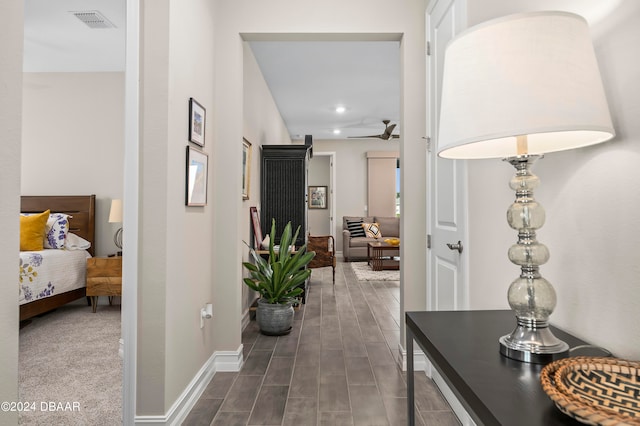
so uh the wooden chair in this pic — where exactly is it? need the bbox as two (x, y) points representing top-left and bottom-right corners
(307, 235), (336, 284)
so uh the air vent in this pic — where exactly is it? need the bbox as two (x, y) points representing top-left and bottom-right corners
(70, 11), (116, 29)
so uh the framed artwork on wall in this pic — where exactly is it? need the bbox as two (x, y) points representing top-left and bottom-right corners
(250, 206), (263, 248)
(242, 138), (252, 200)
(186, 146), (208, 206)
(309, 186), (327, 209)
(189, 98), (206, 147)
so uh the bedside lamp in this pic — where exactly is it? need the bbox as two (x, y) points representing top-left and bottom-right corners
(437, 12), (615, 363)
(108, 199), (123, 255)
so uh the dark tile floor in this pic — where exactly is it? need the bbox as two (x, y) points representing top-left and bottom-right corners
(183, 262), (459, 426)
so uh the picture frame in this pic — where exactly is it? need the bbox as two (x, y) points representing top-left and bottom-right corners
(242, 138), (252, 200)
(308, 185), (328, 209)
(250, 206), (263, 248)
(189, 98), (206, 147)
(185, 146), (208, 206)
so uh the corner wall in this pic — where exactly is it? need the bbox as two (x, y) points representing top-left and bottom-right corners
(137, 0), (220, 415)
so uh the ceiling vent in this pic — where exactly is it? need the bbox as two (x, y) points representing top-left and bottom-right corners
(70, 11), (116, 29)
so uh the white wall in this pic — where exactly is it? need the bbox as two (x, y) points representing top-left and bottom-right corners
(0, 2), (22, 424)
(136, 0), (219, 415)
(21, 73), (124, 256)
(465, 0), (640, 359)
(312, 139), (401, 251)
(308, 155), (331, 235)
(213, 0), (428, 364)
(241, 43), (292, 320)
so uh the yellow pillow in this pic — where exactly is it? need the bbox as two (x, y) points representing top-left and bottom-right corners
(20, 210), (50, 251)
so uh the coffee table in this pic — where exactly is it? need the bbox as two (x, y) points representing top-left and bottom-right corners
(367, 241), (400, 271)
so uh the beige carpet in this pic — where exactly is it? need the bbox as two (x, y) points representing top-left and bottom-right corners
(18, 303), (122, 425)
(350, 261), (400, 281)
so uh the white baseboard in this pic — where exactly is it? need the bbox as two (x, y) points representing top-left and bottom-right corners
(134, 345), (244, 425)
(397, 342), (429, 372)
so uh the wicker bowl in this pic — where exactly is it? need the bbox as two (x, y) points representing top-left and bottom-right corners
(540, 356), (640, 426)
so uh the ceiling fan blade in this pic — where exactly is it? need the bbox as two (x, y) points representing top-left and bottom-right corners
(348, 134), (384, 139)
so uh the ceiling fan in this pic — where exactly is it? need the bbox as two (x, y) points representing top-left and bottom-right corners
(348, 120), (400, 140)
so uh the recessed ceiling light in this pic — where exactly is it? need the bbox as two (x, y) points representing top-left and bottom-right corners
(333, 129), (341, 135)
(335, 106), (346, 114)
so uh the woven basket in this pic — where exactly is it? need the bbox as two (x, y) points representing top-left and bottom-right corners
(540, 356), (640, 426)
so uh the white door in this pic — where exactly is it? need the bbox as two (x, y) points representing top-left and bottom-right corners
(427, 0), (468, 311)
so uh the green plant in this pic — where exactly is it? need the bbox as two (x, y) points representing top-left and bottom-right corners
(243, 220), (315, 304)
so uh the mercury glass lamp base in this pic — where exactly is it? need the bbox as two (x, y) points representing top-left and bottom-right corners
(499, 320), (570, 364)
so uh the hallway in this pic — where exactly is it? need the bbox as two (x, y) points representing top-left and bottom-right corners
(183, 262), (458, 425)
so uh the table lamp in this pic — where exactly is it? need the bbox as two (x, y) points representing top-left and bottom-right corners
(109, 198), (123, 255)
(437, 12), (615, 363)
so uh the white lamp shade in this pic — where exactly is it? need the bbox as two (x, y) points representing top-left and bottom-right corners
(108, 199), (123, 223)
(437, 11), (615, 159)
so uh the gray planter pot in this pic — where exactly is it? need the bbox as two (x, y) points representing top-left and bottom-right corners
(256, 299), (294, 336)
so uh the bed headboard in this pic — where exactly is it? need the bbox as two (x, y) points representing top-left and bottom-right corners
(21, 195), (96, 256)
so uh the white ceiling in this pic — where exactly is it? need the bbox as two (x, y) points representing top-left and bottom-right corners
(24, 0), (125, 72)
(249, 41), (400, 141)
(23, 0), (399, 142)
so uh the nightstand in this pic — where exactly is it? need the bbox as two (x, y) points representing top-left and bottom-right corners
(86, 257), (122, 313)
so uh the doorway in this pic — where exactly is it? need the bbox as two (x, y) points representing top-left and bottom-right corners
(308, 152), (336, 238)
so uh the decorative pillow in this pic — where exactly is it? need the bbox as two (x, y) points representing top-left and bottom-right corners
(261, 235), (271, 250)
(362, 222), (382, 238)
(20, 210), (50, 251)
(64, 233), (91, 250)
(346, 219), (366, 237)
(44, 213), (71, 249)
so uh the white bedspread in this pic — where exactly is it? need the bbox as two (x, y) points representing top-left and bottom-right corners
(19, 250), (90, 305)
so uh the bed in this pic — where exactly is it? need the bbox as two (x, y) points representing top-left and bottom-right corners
(19, 195), (96, 321)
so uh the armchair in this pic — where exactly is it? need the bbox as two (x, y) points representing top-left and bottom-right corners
(307, 235), (336, 284)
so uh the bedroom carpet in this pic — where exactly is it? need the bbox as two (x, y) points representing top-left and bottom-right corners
(350, 261), (400, 281)
(18, 303), (122, 425)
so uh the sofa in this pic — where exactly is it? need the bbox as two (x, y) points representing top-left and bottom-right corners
(342, 215), (399, 261)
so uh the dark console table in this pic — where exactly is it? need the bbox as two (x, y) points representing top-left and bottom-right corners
(406, 310), (587, 426)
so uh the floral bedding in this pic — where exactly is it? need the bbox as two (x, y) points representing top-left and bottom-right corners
(19, 250), (90, 305)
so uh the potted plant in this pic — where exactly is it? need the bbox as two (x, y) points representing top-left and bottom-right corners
(243, 219), (315, 335)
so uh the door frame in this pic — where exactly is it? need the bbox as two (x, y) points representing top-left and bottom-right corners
(311, 151), (336, 239)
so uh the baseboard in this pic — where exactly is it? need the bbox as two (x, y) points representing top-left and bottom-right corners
(397, 342), (429, 372)
(134, 345), (244, 425)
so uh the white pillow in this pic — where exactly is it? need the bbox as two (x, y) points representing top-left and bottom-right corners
(44, 213), (72, 249)
(64, 233), (91, 250)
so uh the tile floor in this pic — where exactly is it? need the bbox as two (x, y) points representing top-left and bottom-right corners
(183, 262), (459, 426)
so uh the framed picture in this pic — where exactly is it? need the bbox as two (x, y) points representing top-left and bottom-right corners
(250, 206), (263, 248)
(189, 98), (206, 147)
(186, 146), (208, 206)
(309, 186), (328, 209)
(242, 138), (252, 200)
